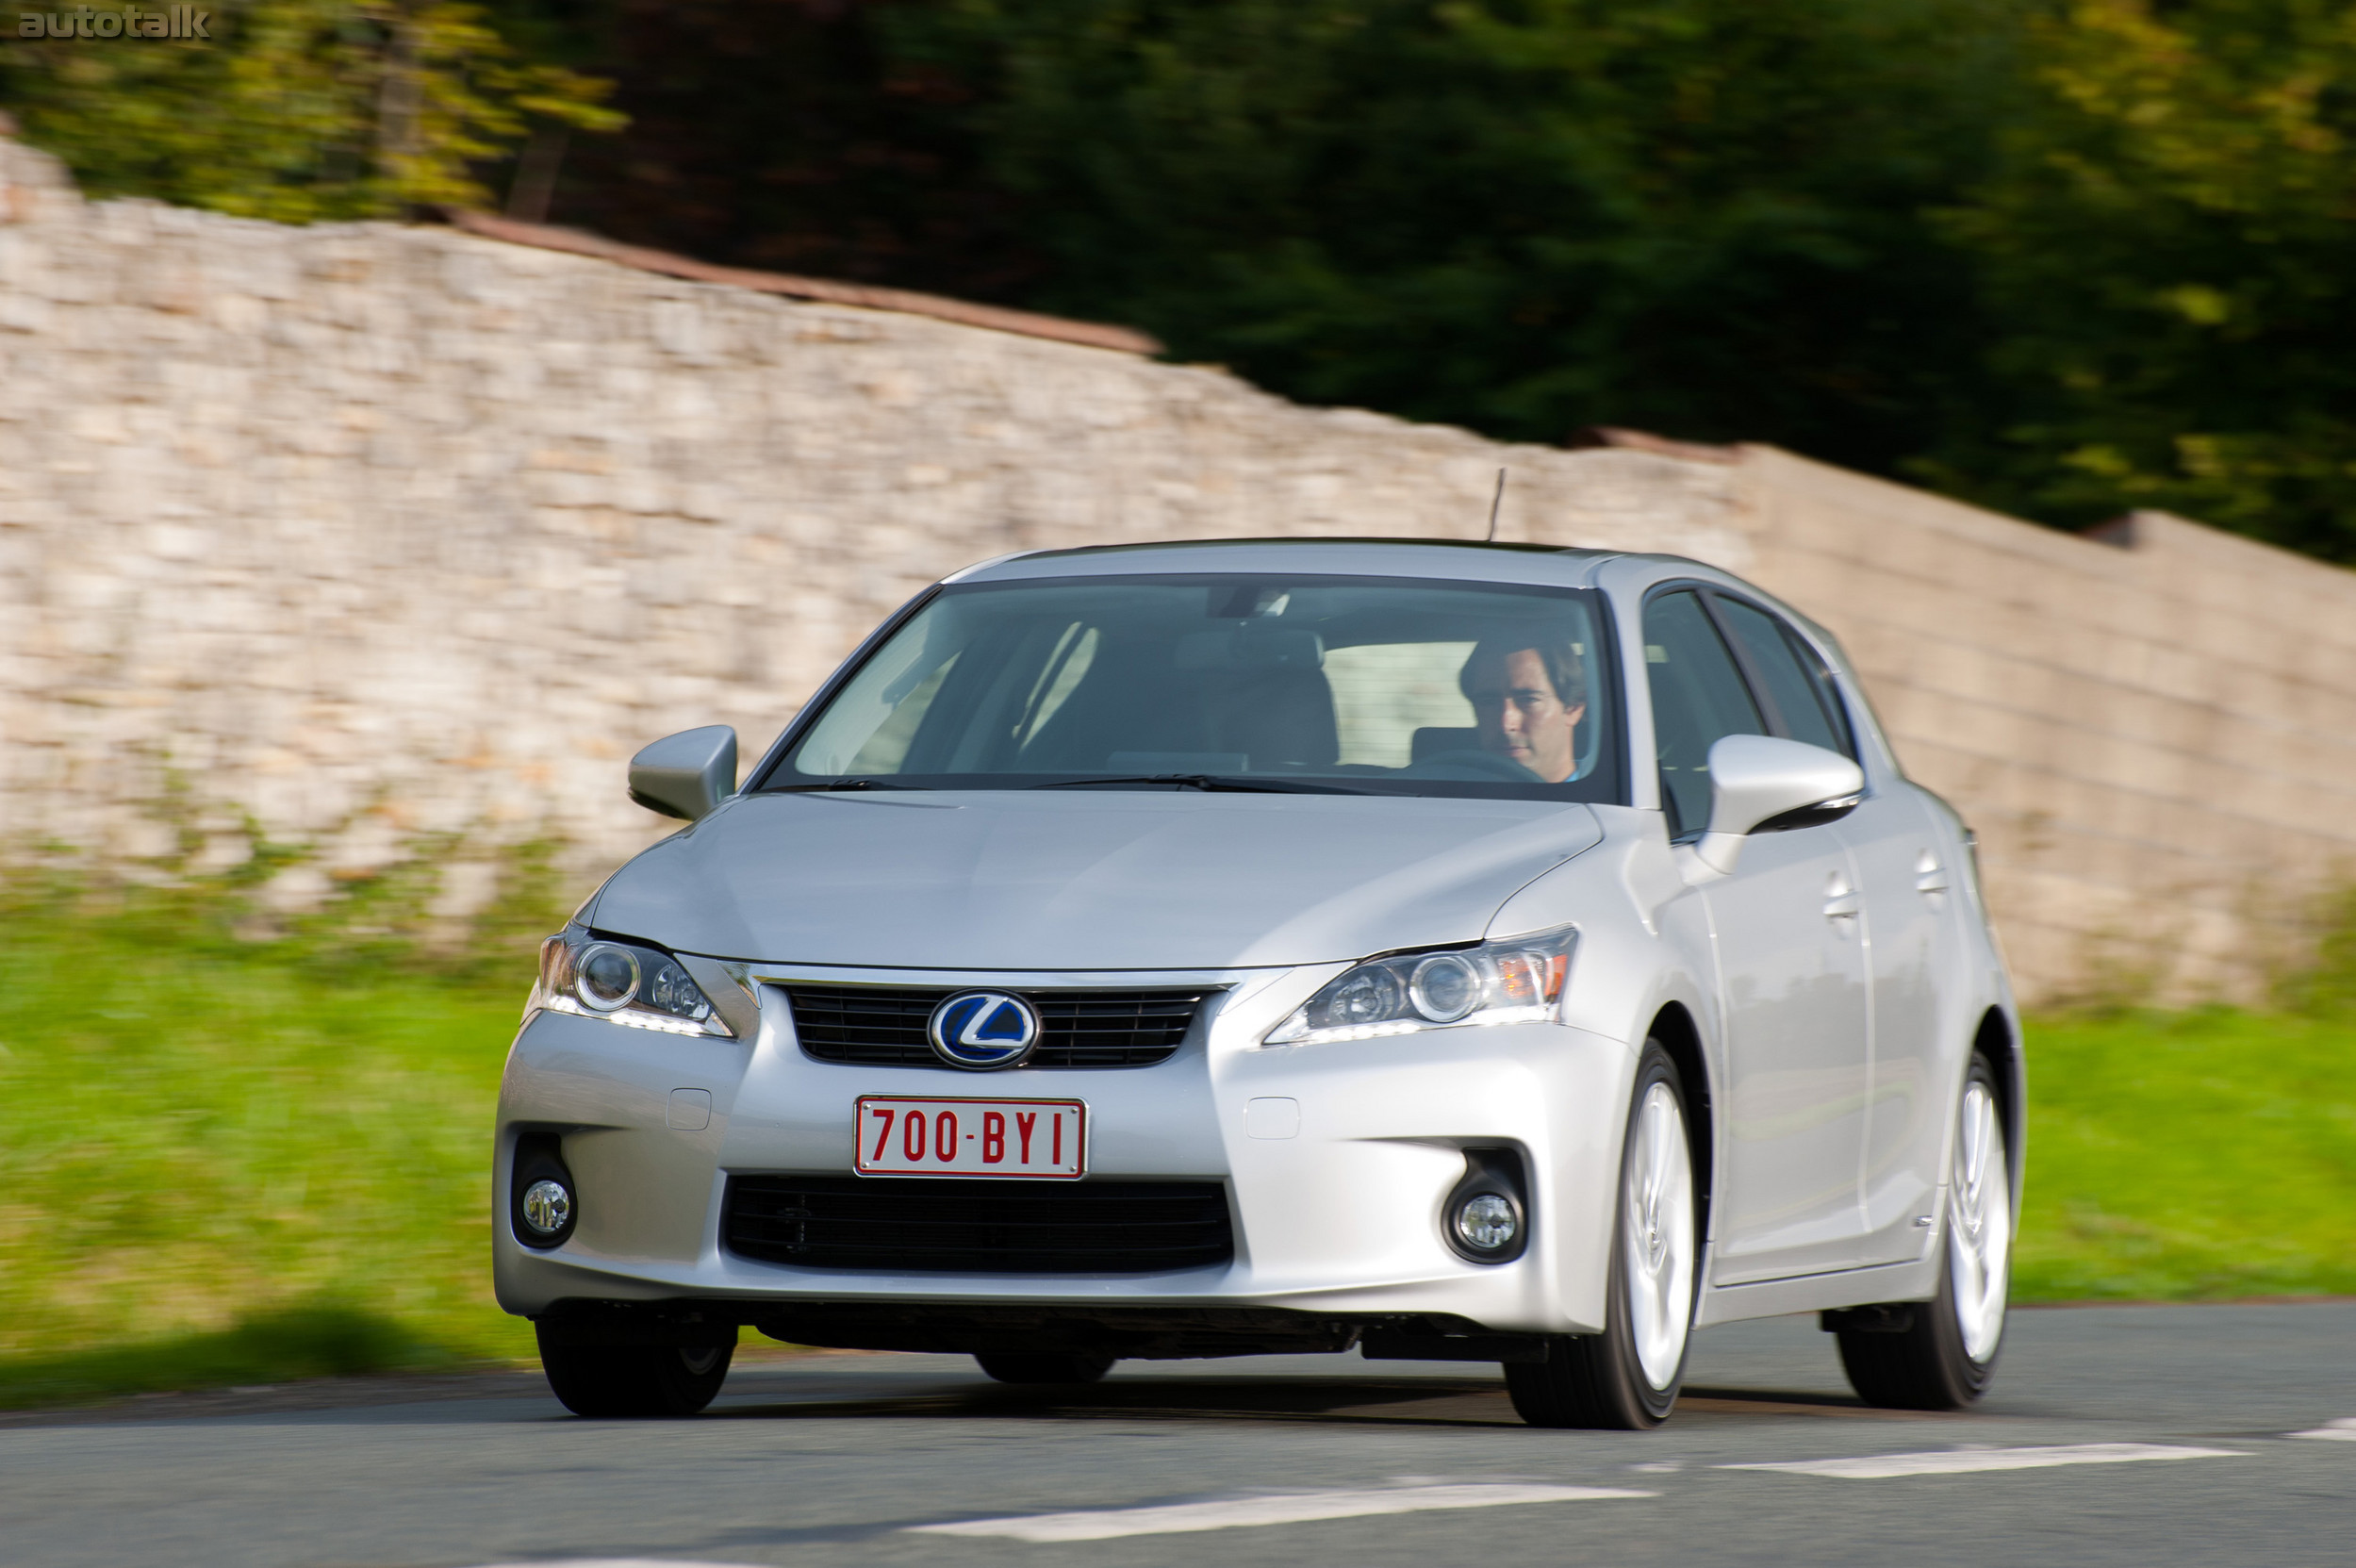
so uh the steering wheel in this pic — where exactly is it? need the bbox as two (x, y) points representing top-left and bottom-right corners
(1398, 749), (1544, 784)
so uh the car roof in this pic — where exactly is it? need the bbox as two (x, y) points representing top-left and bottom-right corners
(950, 536), (1628, 590)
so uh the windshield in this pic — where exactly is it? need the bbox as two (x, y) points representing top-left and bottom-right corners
(763, 574), (1623, 801)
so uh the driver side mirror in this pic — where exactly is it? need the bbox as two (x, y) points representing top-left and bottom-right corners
(1688, 734), (1865, 875)
(629, 726), (738, 822)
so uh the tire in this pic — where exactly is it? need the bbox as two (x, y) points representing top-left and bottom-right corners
(974, 1351), (1116, 1386)
(1507, 1041), (1699, 1429)
(1837, 1054), (2011, 1410)
(536, 1325), (734, 1418)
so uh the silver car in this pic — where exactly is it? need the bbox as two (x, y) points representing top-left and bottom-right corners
(495, 538), (2020, 1428)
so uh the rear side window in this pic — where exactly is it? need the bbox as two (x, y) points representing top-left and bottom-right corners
(1641, 590), (1767, 838)
(1713, 597), (1854, 759)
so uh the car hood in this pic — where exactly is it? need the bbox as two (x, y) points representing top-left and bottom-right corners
(589, 790), (1605, 970)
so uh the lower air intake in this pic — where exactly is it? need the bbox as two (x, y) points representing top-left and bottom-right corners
(724, 1176), (1233, 1274)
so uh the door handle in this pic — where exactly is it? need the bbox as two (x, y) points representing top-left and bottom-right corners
(1822, 871), (1859, 921)
(1914, 849), (1950, 896)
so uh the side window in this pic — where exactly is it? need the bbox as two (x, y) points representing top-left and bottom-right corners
(1713, 597), (1854, 758)
(1641, 590), (1766, 837)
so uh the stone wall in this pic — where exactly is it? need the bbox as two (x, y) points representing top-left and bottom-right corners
(1735, 454), (2356, 1002)
(4, 133), (2351, 1002)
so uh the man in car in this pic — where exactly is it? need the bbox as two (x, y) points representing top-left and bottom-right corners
(1460, 634), (1589, 783)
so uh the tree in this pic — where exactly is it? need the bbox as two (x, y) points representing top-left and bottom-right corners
(14, 0), (2356, 562)
(1936, 0), (2356, 559)
(876, 0), (2031, 473)
(549, 0), (1044, 298)
(0, 0), (622, 222)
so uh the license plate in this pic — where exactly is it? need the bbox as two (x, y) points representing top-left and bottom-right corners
(854, 1096), (1086, 1179)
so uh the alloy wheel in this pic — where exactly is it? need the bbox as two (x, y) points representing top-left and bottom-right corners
(1948, 1079), (2011, 1363)
(1623, 1081), (1697, 1390)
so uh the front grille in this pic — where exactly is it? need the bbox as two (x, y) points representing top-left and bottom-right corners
(724, 1176), (1234, 1274)
(784, 986), (1206, 1068)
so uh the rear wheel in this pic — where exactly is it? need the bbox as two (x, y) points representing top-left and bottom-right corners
(536, 1327), (733, 1417)
(1836, 1055), (2011, 1410)
(975, 1351), (1115, 1385)
(1507, 1042), (1697, 1429)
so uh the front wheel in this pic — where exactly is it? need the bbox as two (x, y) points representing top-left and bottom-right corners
(1507, 1041), (1698, 1429)
(1836, 1055), (2011, 1410)
(536, 1326), (734, 1418)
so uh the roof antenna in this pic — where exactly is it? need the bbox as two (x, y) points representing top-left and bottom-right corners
(1486, 468), (1508, 542)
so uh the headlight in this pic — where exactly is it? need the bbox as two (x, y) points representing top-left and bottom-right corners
(529, 925), (733, 1038)
(1264, 925), (1577, 1047)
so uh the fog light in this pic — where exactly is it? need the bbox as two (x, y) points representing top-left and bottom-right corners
(520, 1178), (573, 1237)
(1454, 1192), (1520, 1253)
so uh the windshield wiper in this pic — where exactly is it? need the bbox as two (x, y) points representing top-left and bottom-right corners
(1032, 774), (1368, 795)
(769, 777), (923, 792)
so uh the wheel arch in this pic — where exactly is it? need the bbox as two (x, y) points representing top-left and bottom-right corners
(1644, 1001), (1715, 1245)
(1969, 1006), (2025, 1182)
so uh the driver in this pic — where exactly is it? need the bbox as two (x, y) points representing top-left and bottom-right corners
(1459, 634), (1588, 783)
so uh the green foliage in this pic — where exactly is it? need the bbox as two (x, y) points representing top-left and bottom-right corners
(0, 1306), (423, 1411)
(0, 0), (622, 220)
(2016, 1005), (2356, 1300)
(13, 0), (2356, 556)
(13, 0), (2356, 555)
(2275, 879), (2356, 1017)
(881, 0), (2030, 474)
(1932, 0), (2356, 558)
(552, 0), (1040, 293)
(0, 828), (582, 1404)
(582, 0), (2356, 558)
(0, 874), (544, 1395)
(2014, 874), (2356, 1300)
(881, 0), (2356, 552)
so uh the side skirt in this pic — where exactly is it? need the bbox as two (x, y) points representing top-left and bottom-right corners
(1695, 1254), (1942, 1329)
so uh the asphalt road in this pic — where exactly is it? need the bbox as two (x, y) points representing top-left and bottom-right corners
(5, 1303), (2351, 1568)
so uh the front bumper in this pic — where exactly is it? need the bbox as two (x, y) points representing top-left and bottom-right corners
(493, 965), (1639, 1340)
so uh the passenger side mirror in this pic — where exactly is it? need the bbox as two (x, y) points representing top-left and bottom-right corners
(1689, 734), (1865, 875)
(628, 726), (738, 822)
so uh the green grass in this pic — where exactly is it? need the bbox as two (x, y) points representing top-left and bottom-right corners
(0, 889), (538, 1408)
(2014, 1007), (2356, 1302)
(2, 884), (2351, 1410)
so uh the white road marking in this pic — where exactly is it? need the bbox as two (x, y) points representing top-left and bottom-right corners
(2288, 1417), (2356, 1442)
(908, 1482), (1656, 1543)
(1724, 1443), (2249, 1479)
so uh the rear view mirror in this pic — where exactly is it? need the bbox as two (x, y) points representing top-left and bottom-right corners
(629, 726), (738, 822)
(1690, 734), (1865, 874)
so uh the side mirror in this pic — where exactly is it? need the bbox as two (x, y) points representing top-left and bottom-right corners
(1689, 734), (1865, 875)
(628, 726), (738, 822)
